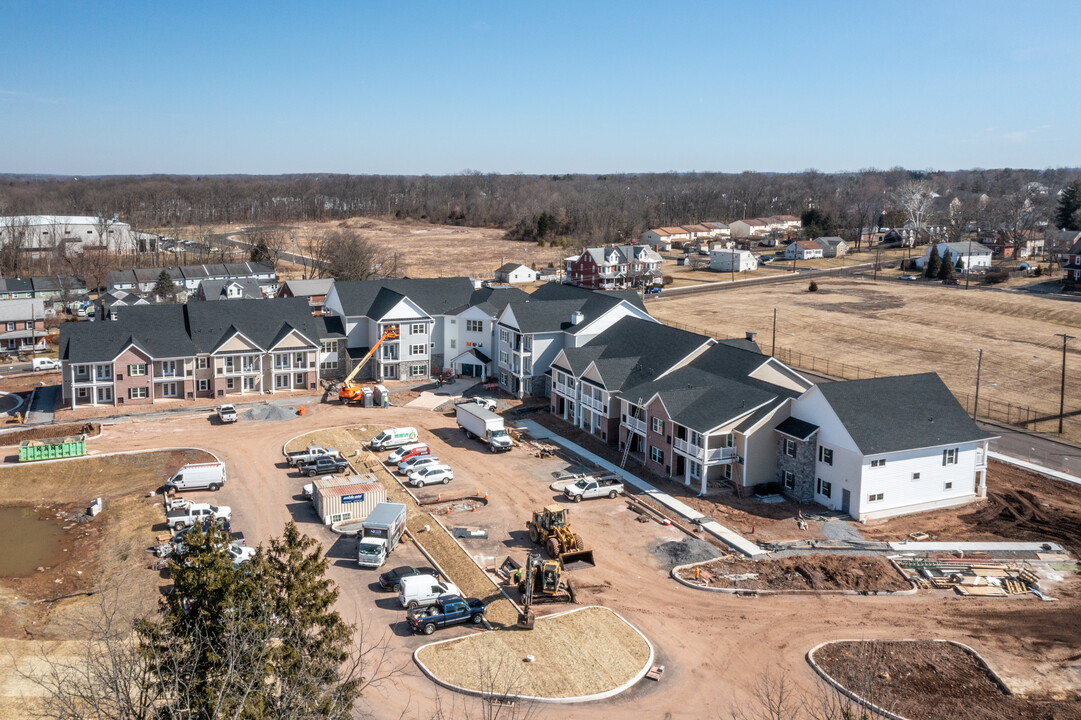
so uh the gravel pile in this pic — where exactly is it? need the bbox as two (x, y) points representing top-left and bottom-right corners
(651, 537), (720, 568)
(241, 404), (298, 422)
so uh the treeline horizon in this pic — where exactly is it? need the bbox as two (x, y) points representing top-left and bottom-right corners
(2, 167), (1079, 245)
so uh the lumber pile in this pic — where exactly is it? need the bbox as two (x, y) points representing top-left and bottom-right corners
(896, 557), (1041, 597)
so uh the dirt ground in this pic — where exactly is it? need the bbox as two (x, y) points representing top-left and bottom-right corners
(414, 606), (651, 699)
(0, 422), (100, 448)
(677, 554), (911, 593)
(4, 403), (1081, 720)
(813, 640), (1081, 720)
(648, 277), (1081, 442)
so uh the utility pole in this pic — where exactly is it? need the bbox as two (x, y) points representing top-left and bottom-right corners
(1057, 334), (1075, 435)
(972, 348), (983, 420)
(771, 308), (777, 357)
(873, 248), (880, 281)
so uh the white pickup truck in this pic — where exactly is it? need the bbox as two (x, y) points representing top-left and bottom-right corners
(217, 405), (238, 423)
(284, 445), (342, 467)
(563, 476), (624, 502)
(166, 503), (232, 530)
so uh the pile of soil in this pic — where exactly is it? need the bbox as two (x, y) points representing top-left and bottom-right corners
(0, 422), (101, 447)
(813, 640), (1081, 720)
(241, 405), (298, 422)
(651, 537), (720, 568)
(679, 553), (910, 592)
(964, 488), (1081, 557)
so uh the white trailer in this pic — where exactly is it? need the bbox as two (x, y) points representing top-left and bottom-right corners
(311, 474), (385, 525)
(455, 402), (513, 452)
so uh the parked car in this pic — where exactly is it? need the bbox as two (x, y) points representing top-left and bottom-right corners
(378, 565), (437, 592)
(407, 595), (487, 635)
(217, 405), (238, 423)
(167, 503), (232, 530)
(298, 456), (351, 477)
(758, 255), (774, 265)
(398, 455), (440, 474)
(467, 397), (497, 412)
(899, 274), (918, 281)
(942, 278), (960, 286)
(398, 574), (461, 609)
(32, 357), (60, 371)
(645, 286), (662, 295)
(564, 476), (624, 502)
(408, 464), (454, 487)
(285, 445), (341, 467)
(387, 443), (429, 465)
(226, 542), (256, 567)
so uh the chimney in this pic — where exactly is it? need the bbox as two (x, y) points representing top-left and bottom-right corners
(745, 331), (757, 342)
(571, 311), (585, 326)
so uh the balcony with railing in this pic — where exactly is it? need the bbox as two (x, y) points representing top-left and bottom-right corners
(623, 415), (647, 434)
(581, 394), (606, 412)
(155, 362), (180, 378)
(673, 437), (739, 464)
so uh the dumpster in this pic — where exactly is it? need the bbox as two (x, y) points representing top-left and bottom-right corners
(18, 434), (87, 462)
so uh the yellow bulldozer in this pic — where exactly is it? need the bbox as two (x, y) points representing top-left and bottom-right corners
(526, 505), (595, 568)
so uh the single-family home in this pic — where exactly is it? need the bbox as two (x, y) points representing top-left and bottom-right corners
(0, 299), (48, 354)
(496, 283), (654, 398)
(1046, 230), (1081, 260)
(93, 289), (154, 321)
(58, 297), (324, 408)
(704, 222), (731, 238)
(196, 278), (264, 301)
(277, 278), (335, 314)
(914, 242), (993, 271)
(783, 240), (825, 260)
(728, 219), (770, 238)
(565, 245), (663, 290)
(641, 228), (675, 251)
(1063, 237), (1081, 287)
(494, 263), (538, 284)
(710, 248), (758, 273)
(813, 237), (849, 258)
(780, 373), (996, 521)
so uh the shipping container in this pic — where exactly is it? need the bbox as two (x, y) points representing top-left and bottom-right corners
(311, 473), (385, 525)
(18, 434), (87, 462)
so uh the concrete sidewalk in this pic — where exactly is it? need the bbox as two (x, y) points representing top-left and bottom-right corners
(515, 419), (767, 558)
(403, 378), (478, 410)
(988, 451), (1081, 487)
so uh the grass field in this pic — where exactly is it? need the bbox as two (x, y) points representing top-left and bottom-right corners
(648, 277), (1081, 441)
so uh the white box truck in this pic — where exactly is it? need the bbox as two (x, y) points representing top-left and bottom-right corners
(356, 502), (407, 568)
(455, 402), (513, 452)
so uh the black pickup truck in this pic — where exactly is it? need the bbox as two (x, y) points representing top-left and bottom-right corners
(297, 456), (351, 477)
(407, 594), (487, 635)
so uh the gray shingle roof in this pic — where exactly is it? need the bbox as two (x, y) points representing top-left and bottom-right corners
(0, 299), (44, 322)
(774, 416), (819, 441)
(198, 278), (263, 301)
(332, 277), (476, 318)
(280, 278), (334, 297)
(814, 373), (995, 455)
(458, 286), (530, 316)
(507, 284), (646, 335)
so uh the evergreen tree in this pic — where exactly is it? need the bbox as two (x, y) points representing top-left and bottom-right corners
(250, 237), (272, 264)
(937, 250), (954, 279)
(924, 246), (941, 278)
(1056, 180), (1081, 230)
(153, 270), (176, 301)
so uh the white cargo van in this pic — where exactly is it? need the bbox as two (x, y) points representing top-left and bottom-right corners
(164, 462), (227, 492)
(398, 574), (461, 609)
(370, 427), (419, 451)
(32, 358), (61, 371)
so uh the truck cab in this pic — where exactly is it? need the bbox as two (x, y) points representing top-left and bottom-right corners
(357, 536), (389, 567)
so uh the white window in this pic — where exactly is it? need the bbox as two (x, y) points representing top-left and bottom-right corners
(689, 461), (701, 479)
(197, 357), (209, 369)
(817, 479), (832, 498)
(871, 459), (885, 468)
(942, 448), (958, 465)
(295, 352), (306, 366)
(649, 446), (664, 464)
(724, 464), (732, 479)
(160, 360), (177, 376)
(410, 344), (426, 356)
(129, 364), (147, 376)
(651, 417), (664, 434)
(243, 377), (256, 390)
(499, 372), (508, 387)
(321, 340), (337, 354)
(784, 439), (796, 457)
(276, 374), (289, 389)
(198, 379), (209, 392)
(160, 383), (178, 398)
(224, 357), (235, 372)
(783, 471), (794, 489)
(499, 351), (509, 365)
(5, 322), (13, 331)
(128, 387), (148, 399)
(275, 354), (290, 369)
(410, 364), (426, 378)
(96, 386), (112, 403)
(76, 387), (88, 398)
(868, 493), (884, 502)
(411, 323), (426, 335)
(24, 321), (32, 330)
(466, 320), (483, 333)
(75, 365), (88, 376)
(226, 378), (235, 389)
(500, 328), (510, 343)
(321, 356), (338, 370)
(819, 447), (833, 466)
(295, 373), (305, 386)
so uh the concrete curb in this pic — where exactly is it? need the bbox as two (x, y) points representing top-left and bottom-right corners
(805, 638), (1013, 720)
(0, 391), (24, 415)
(412, 605), (655, 704)
(988, 451), (1080, 487)
(668, 558), (919, 596)
(0, 445), (221, 470)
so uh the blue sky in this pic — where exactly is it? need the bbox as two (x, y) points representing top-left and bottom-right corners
(1, 1), (1078, 175)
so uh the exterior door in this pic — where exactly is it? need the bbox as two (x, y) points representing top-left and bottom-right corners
(841, 489), (851, 514)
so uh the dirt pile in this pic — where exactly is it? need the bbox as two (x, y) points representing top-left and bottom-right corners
(813, 640), (1081, 720)
(241, 405), (298, 422)
(964, 488), (1081, 557)
(651, 537), (720, 568)
(679, 553), (910, 592)
(0, 422), (100, 447)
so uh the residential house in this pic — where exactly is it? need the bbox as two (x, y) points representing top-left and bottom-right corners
(618, 341), (813, 496)
(641, 228), (675, 251)
(549, 318), (714, 443)
(444, 286), (530, 381)
(494, 263), (538, 284)
(93, 289), (154, 321)
(704, 222), (731, 238)
(783, 240), (825, 260)
(58, 298), (323, 408)
(496, 283), (654, 397)
(565, 245), (663, 290)
(813, 237), (849, 258)
(0, 299), (47, 354)
(914, 242), (993, 271)
(728, 219), (770, 238)
(1047, 230), (1081, 260)
(278, 278), (335, 314)
(107, 263), (277, 301)
(1063, 237), (1081, 287)
(681, 224), (714, 240)
(710, 248), (758, 273)
(0, 278), (34, 300)
(196, 278), (264, 301)
(780, 374), (995, 521)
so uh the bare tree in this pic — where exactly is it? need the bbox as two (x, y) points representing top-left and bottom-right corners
(944, 196), (971, 243)
(320, 229), (398, 281)
(891, 180), (936, 246)
(991, 191), (1046, 257)
(430, 652), (542, 720)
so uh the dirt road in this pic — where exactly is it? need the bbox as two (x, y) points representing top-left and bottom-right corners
(52, 402), (1081, 718)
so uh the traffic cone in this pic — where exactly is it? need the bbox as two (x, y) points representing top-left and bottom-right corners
(445, 507), (450, 515)
(484, 493), (488, 500)
(436, 495), (441, 502)
(471, 506), (476, 512)
(476, 489), (480, 497)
